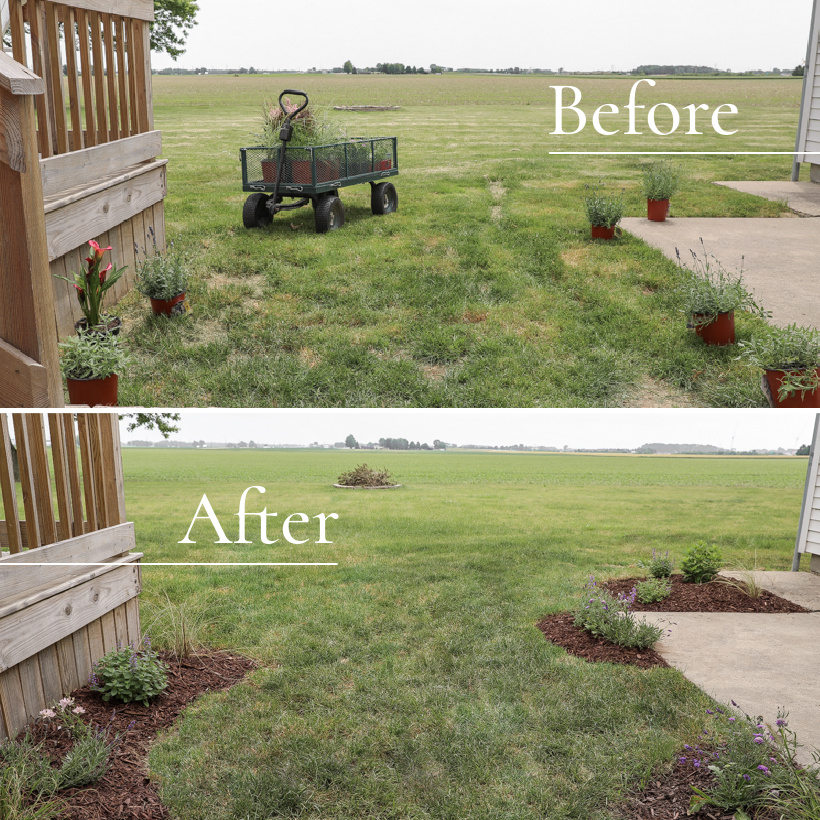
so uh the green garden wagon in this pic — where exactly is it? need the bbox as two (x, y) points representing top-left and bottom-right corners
(240, 90), (399, 234)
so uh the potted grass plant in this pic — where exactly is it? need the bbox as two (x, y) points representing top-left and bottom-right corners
(738, 324), (820, 407)
(136, 235), (189, 316)
(642, 161), (680, 222)
(583, 184), (624, 240)
(675, 242), (768, 346)
(60, 330), (129, 407)
(53, 240), (126, 335)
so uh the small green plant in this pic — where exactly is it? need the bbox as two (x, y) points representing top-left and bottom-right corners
(680, 542), (722, 584)
(636, 576), (672, 604)
(136, 228), (189, 301)
(687, 705), (820, 818)
(738, 323), (820, 400)
(640, 548), (674, 578)
(59, 330), (129, 381)
(90, 637), (168, 706)
(641, 160), (680, 201)
(583, 184), (624, 228)
(675, 241), (769, 325)
(0, 697), (123, 797)
(336, 463), (395, 487)
(0, 766), (63, 819)
(53, 240), (126, 330)
(573, 576), (666, 650)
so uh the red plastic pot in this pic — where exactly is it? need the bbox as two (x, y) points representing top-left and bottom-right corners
(66, 375), (119, 407)
(590, 225), (616, 240)
(150, 292), (187, 316)
(375, 159), (392, 171)
(647, 198), (670, 222)
(693, 311), (735, 346)
(261, 160), (278, 183)
(764, 368), (820, 408)
(316, 159), (340, 182)
(292, 159), (312, 183)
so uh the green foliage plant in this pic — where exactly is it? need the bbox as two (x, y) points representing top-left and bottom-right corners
(0, 697), (123, 797)
(151, 0), (199, 59)
(675, 241), (769, 325)
(688, 706), (820, 818)
(336, 463), (395, 487)
(142, 591), (221, 659)
(642, 548), (674, 578)
(89, 637), (168, 707)
(53, 240), (126, 330)
(680, 542), (722, 584)
(738, 323), (820, 400)
(573, 576), (666, 650)
(257, 97), (347, 153)
(136, 240), (190, 302)
(59, 330), (129, 381)
(0, 766), (63, 819)
(636, 576), (672, 604)
(583, 184), (624, 228)
(642, 160), (681, 201)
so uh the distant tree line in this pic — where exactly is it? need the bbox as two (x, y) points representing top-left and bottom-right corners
(633, 65), (728, 75)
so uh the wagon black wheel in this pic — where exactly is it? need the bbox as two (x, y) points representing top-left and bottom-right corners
(243, 193), (272, 228)
(371, 182), (398, 215)
(314, 195), (345, 234)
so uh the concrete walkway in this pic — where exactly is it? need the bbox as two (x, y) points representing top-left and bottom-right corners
(715, 181), (820, 217)
(621, 217), (820, 329)
(642, 571), (820, 765)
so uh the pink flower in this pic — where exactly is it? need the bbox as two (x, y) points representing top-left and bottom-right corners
(39, 709), (56, 718)
(59, 697), (74, 708)
(72, 706), (86, 715)
(88, 239), (112, 262)
(99, 263), (112, 284)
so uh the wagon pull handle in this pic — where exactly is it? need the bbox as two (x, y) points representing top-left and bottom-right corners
(279, 89), (309, 117)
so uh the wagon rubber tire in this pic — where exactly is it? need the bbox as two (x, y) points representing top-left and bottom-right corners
(371, 182), (398, 215)
(314, 195), (345, 233)
(243, 193), (272, 228)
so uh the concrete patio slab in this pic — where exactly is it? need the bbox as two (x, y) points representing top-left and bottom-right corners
(642, 611), (820, 764)
(714, 181), (820, 217)
(621, 217), (820, 329)
(718, 570), (820, 611)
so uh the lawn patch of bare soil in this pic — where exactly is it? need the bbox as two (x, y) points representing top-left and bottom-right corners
(21, 651), (256, 819)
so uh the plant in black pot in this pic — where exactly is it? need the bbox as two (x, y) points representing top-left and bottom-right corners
(136, 233), (190, 317)
(60, 330), (129, 407)
(738, 323), (820, 407)
(641, 160), (680, 222)
(53, 240), (126, 335)
(583, 184), (624, 240)
(676, 242), (768, 346)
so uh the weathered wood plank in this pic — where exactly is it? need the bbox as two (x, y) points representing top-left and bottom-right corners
(88, 10), (108, 145)
(115, 16), (129, 137)
(49, 415), (72, 543)
(8, 1), (27, 68)
(27, 0), (53, 158)
(0, 87), (27, 173)
(44, 2), (68, 155)
(101, 13), (119, 142)
(85, 617), (105, 667)
(56, 634), (81, 694)
(63, 414), (86, 537)
(113, 601), (128, 646)
(63, 6), (85, 152)
(100, 609), (117, 651)
(124, 594), (140, 644)
(131, 17), (147, 132)
(24, 414), (57, 547)
(0, 415), (22, 555)
(45, 162), (167, 261)
(0, 565), (141, 673)
(17, 655), (45, 722)
(55, 0), (153, 22)
(37, 644), (64, 704)
(77, 7), (97, 148)
(11, 415), (41, 549)
(0, 666), (26, 739)
(140, 19), (153, 131)
(72, 626), (93, 689)
(125, 16), (138, 135)
(0, 522), (135, 602)
(100, 413), (126, 525)
(86, 414), (108, 529)
(76, 415), (98, 531)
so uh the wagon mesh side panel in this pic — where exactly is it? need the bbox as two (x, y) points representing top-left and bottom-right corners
(313, 144), (346, 183)
(282, 147), (313, 184)
(243, 148), (267, 185)
(371, 138), (396, 172)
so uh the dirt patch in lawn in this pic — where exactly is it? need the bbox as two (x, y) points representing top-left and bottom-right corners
(20, 651), (256, 819)
(605, 574), (808, 614)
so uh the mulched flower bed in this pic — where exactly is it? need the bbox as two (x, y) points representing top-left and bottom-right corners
(605, 574), (809, 614)
(20, 650), (256, 820)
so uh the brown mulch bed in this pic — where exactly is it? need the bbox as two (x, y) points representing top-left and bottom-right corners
(536, 613), (670, 669)
(604, 574), (809, 613)
(20, 651), (256, 819)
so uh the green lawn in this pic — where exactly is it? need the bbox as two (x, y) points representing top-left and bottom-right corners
(110, 74), (804, 408)
(116, 447), (811, 819)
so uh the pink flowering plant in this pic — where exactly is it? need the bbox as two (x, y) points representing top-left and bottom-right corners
(0, 696), (126, 795)
(90, 636), (168, 707)
(53, 240), (126, 330)
(572, 575), (666, 649)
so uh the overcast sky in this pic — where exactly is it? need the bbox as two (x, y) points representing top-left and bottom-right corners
(119, 410), (820, 451)
(152, 0), (816, 73)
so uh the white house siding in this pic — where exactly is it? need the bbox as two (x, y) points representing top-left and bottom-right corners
(798, 0), (820, 179)
(796, 416), (820, 572)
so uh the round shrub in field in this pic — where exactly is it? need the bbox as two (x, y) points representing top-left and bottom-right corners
(336, 463), (396, 487)
(90, 637), (168, 707)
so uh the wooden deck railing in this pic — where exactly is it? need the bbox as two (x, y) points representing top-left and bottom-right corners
(0, 412), (141, 738)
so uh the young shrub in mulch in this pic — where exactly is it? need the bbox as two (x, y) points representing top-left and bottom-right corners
(336, 463), (396, 487)
(90, 637), (168, 707)
(680, 541), (723, 584)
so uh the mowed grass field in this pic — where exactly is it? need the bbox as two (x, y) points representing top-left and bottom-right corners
(114, 447), (811, 819)
(112, 73), (805, 408)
